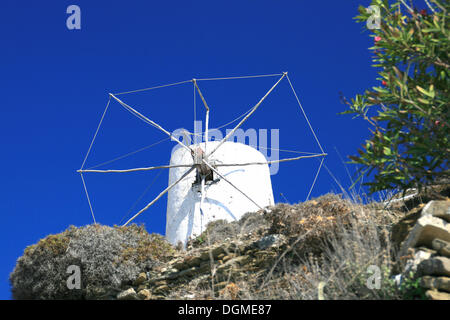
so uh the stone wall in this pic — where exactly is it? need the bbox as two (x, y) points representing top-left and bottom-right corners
(397, 200), (450, 300)
(116, 231), (289, 300)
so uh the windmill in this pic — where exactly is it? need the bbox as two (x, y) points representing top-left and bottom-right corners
(78, 72), (327, 246)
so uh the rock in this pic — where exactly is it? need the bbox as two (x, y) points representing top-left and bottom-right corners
(441, 247), (450, 258)
(392, 274), (403, 287)
(154, 284), (169, 294)
(137, 284), (147, 292)
(137, 289), (152, 300)
(420, 276), (450, 292)
(198, 261), (211, 273)
(403, 249), (432, 274)
(117, 288), (138, 300)
(134, 272), (147, 286)
(422, 200), (450, 222)
(216, 255), (251, 275)
(186, 256), (202, 268)
(399, 215), (450, 257)
(211, 246), (225, 259)
(226, 241), (245, 253)
(253, 234), (285, 250)
(184, 293), (195, 299)
(173, 261), (188, 270)
(154, 280), (167, 287)
(222, 254), (235, 262)
(199, 251), (210, 261)
(392, 209), (422, 250)
(425, 290), (450, 300)
(431, 238), (450, 258)
(417, 257), (450, 277)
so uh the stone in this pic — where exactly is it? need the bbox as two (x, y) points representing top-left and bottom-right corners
(154, 284), (169, 294)
(173, 261), (188, 270)
(137, 284), (147, 292)
(431, 238), (450, 258)
(416, 246), (437, 254)
(422, 200), (450, 222)
(211, 246), (225, 259)
(228, 255), (251, 267)
(392, 209), (422, 249)
(199, 251), (210, 261)
(399, 215), (450, 257)
(154, 280), (167, 287)
(441, 247), (450, 258)
(167, 266), (197, 280)
(137, 289), (152, 300)
(404, 249), (433, 274)
(117, 288), (138, 300)
(167, 257), (183, 266)
(253, 234), (285, 250)
(198, 261), (211, 273)
(417, 256), (450, 277)
(222, 254), (235, 262)
(393, 274), (403, 287)
(420, 276), (450, 292)
(186, 256), (202, 268)
(425, 290), (450, 300)
(134, 272), (147, 286)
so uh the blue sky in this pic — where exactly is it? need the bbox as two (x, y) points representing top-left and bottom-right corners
(0, 0), (402, 299)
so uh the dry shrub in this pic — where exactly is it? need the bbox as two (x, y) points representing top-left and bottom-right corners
(188, 209), (269, 248)
(255, 203), (399, 300)
(10, 224), (174, 300)
(265, 194), (355, 258)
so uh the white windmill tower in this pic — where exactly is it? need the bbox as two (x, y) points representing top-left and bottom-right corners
(78, 72), (326, 247)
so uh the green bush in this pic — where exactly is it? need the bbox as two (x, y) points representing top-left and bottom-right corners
(10, 224), (174, 300)
(341, 0), (449, 194)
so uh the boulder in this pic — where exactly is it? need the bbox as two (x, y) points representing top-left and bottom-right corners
(425, 290), (450, 300)
(253, 234), (285, 250)
(134, 272), (147, 286)
(420, 276), (450, 292)
(431, 238), (450, 258)
(117, 288), (138, 300)
(403, 249), (433, 273)
(422, 200), (450, 222)
(137, 289), (152, 300)
(417, 256), (450, 277)
(399, 215), (450, 257)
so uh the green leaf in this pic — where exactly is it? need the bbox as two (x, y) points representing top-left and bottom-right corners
(416, 85), (434, 98)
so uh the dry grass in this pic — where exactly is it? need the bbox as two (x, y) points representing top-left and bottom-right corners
(187, 193), (405, 300)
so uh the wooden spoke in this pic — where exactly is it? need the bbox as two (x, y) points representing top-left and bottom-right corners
(122, 166), (195, 226)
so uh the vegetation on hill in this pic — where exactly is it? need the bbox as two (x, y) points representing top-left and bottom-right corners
(10, 224), (173, 299)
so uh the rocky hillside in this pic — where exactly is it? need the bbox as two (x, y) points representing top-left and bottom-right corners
(10, 185), (450, 300)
